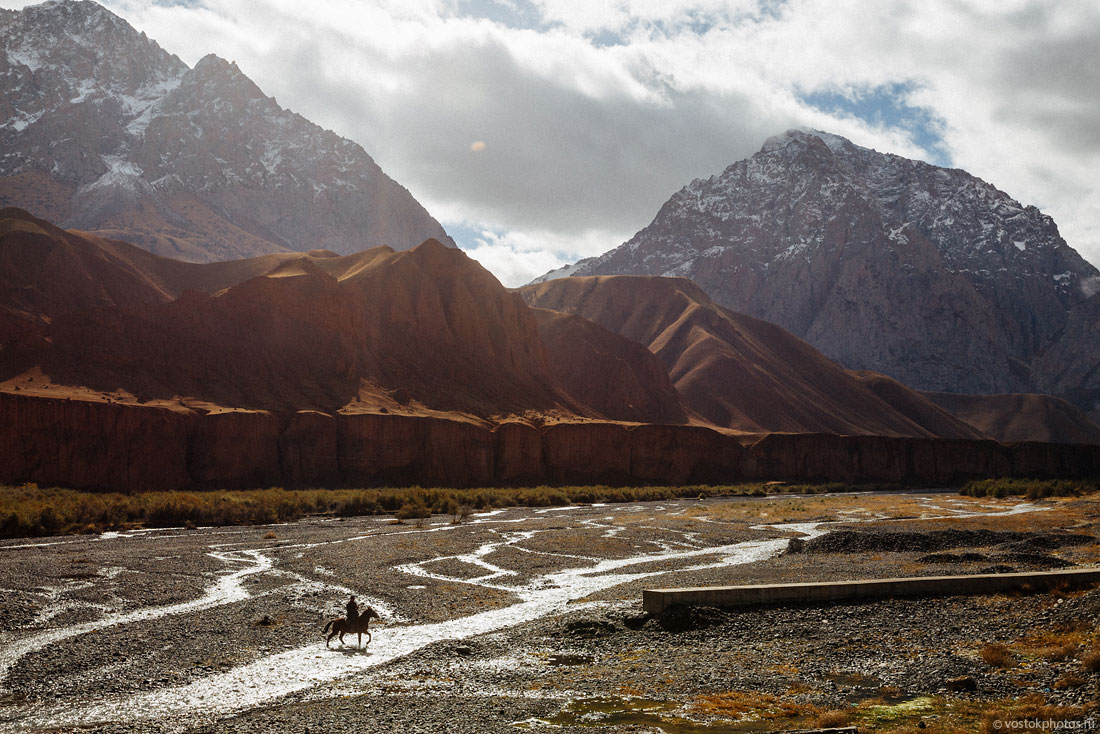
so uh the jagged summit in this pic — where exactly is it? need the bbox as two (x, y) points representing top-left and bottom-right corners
(0, 0), (454, 261)
(555, 130), (1100, 418)
(760, 128), (856, 155)
(7, 0), (132, 38)
(186, 53), (266, 101)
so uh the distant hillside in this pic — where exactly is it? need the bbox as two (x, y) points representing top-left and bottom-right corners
(0, 0), (454, 261)
(923, 392), (1100, 445)
(520, 275), (984, 439)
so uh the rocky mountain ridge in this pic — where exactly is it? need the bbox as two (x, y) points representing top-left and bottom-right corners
(555, 129), (1100, 419)
(0, 0), (453, 260)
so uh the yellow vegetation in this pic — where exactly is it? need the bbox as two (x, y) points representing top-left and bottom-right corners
(979, 643), (1015, 668)
(691, 690), (812, 720)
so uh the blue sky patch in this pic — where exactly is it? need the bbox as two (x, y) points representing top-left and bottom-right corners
(454, 0), (545, 30)
(800, 82), (951, 167)
(446, 221), (486, 253)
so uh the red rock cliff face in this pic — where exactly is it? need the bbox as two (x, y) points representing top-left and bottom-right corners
(279, 411), (339, 486)
(744, 433), (1100, 484)
(337, 413), (496, 488)
(5, 393), (1098, 492)
(188, 410), (282, 488)
(0, 393), (195, 490)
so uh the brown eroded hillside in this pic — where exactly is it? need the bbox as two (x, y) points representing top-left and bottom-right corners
(924, 391), (1100, 445)
(3, 207), (1016, 439)
(851, 371), (989, 441)
(0, 208), (577, 419)
(5, 209), (1100, 492)
(521, 275), (982, 438)
(529, 307), (690, 425)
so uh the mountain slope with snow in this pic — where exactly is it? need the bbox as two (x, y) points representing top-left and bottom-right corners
(0, 0), (453, 260)
(562, 129), (1100, 419)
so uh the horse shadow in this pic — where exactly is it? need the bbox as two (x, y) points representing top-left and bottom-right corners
(330, 645), (373, 656)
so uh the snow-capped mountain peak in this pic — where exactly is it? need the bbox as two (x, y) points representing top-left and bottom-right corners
(561, 130), (1100, 417)
(0, 0), (454, 261)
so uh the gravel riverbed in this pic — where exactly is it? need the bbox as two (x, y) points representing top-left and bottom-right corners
(1, 493), (1098, 733)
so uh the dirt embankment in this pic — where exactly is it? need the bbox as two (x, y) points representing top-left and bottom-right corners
(3, 392), (1100, 491)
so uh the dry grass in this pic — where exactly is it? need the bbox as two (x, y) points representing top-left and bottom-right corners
(814, 709), (853, 727)
(1015, 621), (1090, 662)
(1038, 643), (1079, 662)
(786, 681), (815, 695)
(1054, 673), (1087, 689)
(685, 492), (1075, 535)
(8, 478), (1089, 540)
(691, 691), (812, 721)
(979, 643), (1015, 668)
(978, 695), (1094, 734)
(992, 619), (1100, 673)
(686, 493), (1001, 527)
(848, 693), (1096, 733)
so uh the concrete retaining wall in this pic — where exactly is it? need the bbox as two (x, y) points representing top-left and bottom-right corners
(642, 567), (1100, 615)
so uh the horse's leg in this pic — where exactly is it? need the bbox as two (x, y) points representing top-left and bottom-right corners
(365, 629), (372, 646)
(357, 631), (362, 648)
(326, 630), (336, 648)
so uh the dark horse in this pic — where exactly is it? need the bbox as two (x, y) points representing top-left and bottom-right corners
(323, 606), (381, 648)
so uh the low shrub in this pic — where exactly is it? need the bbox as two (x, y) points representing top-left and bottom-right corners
(452, 504), (473, 524)
(394, 499), (431, 522)
(1054, 673), (1086, 689)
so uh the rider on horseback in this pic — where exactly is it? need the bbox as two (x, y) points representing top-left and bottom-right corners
(346, 594), (359, 625)
(324, 597), (379, 648)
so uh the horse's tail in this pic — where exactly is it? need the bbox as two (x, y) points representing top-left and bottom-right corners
(322, 619), (333, 635)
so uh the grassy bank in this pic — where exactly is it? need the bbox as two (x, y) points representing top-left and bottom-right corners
(960, 478), (1100, 499)
(0, 481), (887, 539)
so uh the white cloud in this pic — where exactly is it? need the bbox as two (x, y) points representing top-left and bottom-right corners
(459, 227), (620, 288)
(4, 0), (1097, 280)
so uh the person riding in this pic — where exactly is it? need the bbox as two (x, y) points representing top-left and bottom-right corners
(346, 594), (359, 625)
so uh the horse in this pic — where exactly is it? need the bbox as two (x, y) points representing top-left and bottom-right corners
(323, 606), (381, 648)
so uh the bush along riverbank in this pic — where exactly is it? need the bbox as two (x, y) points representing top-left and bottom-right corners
(960, 478), (1100, 499)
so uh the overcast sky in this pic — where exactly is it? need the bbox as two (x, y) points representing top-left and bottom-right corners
(7, 0), (1099, 285)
